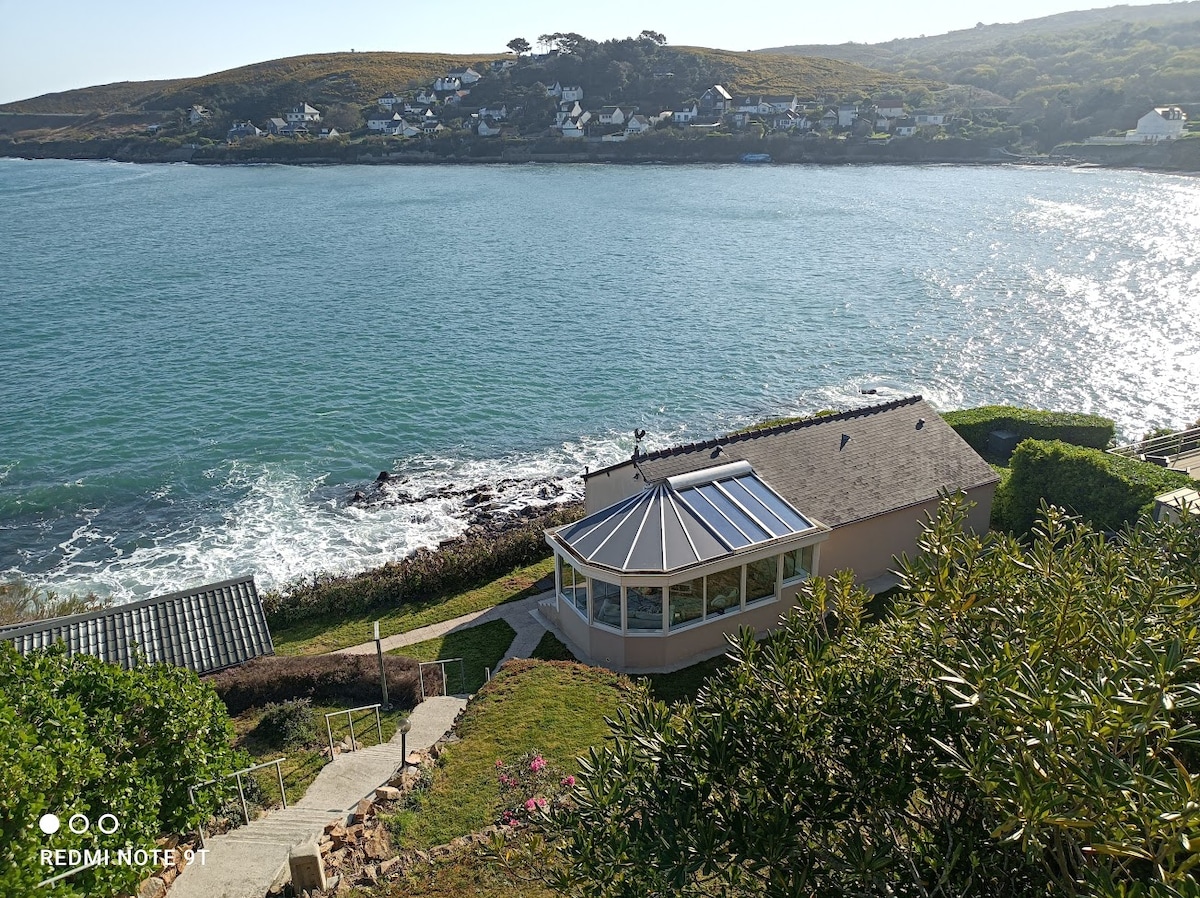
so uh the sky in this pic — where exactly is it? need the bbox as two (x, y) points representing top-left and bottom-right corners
(0, 0), (1185, 104)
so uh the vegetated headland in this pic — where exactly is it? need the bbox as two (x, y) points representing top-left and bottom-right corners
(4, 3), (1200, 172)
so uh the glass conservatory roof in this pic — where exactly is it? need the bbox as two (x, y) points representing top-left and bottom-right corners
(552, 461), (818, 575)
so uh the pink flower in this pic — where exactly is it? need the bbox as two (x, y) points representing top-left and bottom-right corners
(524, 798), (537, 811)
(495, 759), (505, 768)
(535, 797), (548, 809)
(561, 775), (576, 787)
(530, 756), (546, 772)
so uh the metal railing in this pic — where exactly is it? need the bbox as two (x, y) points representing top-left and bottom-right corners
(189, 757), (287, 848)
(418, 657), (465, 700)
(324, 703), (383, 758)
(1110, 425), (1200, 460)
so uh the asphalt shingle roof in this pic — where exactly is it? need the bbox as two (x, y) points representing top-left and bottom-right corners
(587, 396), (998, 528)
(0, 575), (273, 674)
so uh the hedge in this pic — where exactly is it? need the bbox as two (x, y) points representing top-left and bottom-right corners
(941, 406), (1115, 454)
(261, 503), (581, 628)
(998, 439), (1193, 533)
(207, 653), (428, 714)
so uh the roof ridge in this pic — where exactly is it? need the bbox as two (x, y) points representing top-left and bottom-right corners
(640, 395), (924, 463)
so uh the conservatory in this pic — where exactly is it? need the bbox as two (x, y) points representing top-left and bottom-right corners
(545, 460), (829, 670)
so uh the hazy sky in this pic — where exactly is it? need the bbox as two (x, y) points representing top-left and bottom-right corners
(0, 0), (1183, 104)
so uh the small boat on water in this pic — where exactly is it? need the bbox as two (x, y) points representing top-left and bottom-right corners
(739, 153), (771, 164)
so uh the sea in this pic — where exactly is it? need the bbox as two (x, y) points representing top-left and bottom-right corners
(2, 158), (1198, 602)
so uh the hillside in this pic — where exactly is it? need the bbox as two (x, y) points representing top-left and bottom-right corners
(0, 46), (920, 122)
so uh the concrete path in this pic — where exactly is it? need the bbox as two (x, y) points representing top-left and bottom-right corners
(170, 696), (467, 898)
(337, 589), (555, 667)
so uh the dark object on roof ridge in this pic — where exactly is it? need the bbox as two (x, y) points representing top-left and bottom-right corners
(1, 575), (273, 675)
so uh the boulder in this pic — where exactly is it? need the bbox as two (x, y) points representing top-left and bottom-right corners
(375, 785), (401, 802)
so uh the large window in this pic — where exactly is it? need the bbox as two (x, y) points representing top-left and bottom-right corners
(746, 556), (777, 605)
(592, 578), (621, 629)
(706, 567), (742, 616)
(670, 576), (704, 629)
(626, 585), (663, 631)
(782, 545), (814, 583)
(558, 555), (588, 615)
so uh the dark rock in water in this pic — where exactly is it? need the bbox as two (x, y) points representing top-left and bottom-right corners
(376, 471), (393, 483)
(350, 490), (367, 504)
(464, 490), (493, 508)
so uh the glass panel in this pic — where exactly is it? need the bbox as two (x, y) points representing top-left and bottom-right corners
(669, 577), (704, 629)
(737, 476), (810, 531)
(746, 557), (777, 604)
(706, 567), (742, 616)
(558, 556), (588, 614)
(782, 545), (814, 582)
(696, 484), (772, 542)
(592, 578), (621, 629)
(722, 478), (790, 535)
(626, 585), (663, 631)
(677, 488), (751, 547)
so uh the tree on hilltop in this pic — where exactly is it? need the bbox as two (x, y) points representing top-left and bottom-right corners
(507, 37), (531, 56)
(638, 29), (667, 45)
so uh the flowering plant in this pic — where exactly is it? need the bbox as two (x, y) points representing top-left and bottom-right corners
(494, 749), (577, 827)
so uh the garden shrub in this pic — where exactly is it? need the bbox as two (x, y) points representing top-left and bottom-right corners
(0, 645), (245, 897)
(255, 698), (319, 749)
(999, 438), (1193, 533)
(208, 653), (428, 714)
(261, 504), (581, 628)
(942, 405), (1115, 454)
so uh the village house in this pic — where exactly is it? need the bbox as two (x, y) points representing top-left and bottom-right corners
(875, 96), (905, 120)
(477, 117), (505, 137)
(377, 92), (403, 109)
(266, 117), (289, 136)
(317, 127), (340, 139)
(477, 104), (508, 120)
(624, 114), (653, 135)
(287, 103), (321, 124)
(700, 85), (733, 116)
(545, 81), (564, 98)
(368, 111), (403, 131)
(447, 66), (482, 84)
(672, 102), (699, 124)
(764, 94), (800, 113)
(188, 105), (211, 126)
(819, 108), (839, 130)
(1127, 106), (1187, 142)
(913, 111), (948, 126)
(561, 85), (585, 103)
(837, 104), (859, 128)
(893, 117), (918, 137)
(227, 120), (263, 140)
(433, 76), (462, 92)
(490, 58), (517, 72)
(597, 106), (629, 126)
(443, 90), (471, 106)
(542, 396), (997, 672)
(415, 88), (438, 105)
(561, 117), (588, 138)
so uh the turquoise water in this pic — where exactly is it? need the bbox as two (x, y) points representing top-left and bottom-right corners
(2, 158), (1199, 599)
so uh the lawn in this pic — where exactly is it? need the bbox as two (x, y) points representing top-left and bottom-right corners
(270, 557), (553, 656)
(365, 852), (558, 898)
(389, 660), (636, 848)
(389, 619), (516, 695)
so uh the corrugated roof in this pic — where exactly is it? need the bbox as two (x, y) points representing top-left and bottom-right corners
(0, 576), (273, 675)
(554, 461), (819, 574)
(586, 397), (999, 528)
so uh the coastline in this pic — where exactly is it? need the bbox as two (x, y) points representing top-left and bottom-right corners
(4, 134), (1197, 173)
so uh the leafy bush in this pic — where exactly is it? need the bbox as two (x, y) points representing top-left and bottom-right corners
(1000, 438), (1193, 533)
(255, 698), (319, 749)
(941, 405), (1115, 454)
(207, 653), (428, 714)
(0, 645), (245, 897)
(261, 504), (581, 628)
(526, 497), (1200, 897)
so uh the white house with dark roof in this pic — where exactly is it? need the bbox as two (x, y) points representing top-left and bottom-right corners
(368, 111), (403, 131)
(672, 102), (699, 124)
(433, 76), (462, 92)
(597, 106), (628, 125)
(478, 117), (504, 136)
(477, 104), (508, 120)
(447, 66), (482, 84)
(227, 120), (263, 140)
(700, 85), (733, 115)
(544, 396), (997, 672)
(561, 85), (584, 103)
(624, 114), (652, 135)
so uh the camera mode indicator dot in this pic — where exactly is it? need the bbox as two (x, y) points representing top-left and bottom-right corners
(38, 814), (60, 835)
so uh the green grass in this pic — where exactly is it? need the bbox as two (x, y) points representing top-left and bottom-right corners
(232, 702), (409, 808)
(643, 653), (733, 704)
(389, 619), (516, 694)
(390, 660), (636, 848)
(271, 557), (553, 656)
(365, 852), (558, 898)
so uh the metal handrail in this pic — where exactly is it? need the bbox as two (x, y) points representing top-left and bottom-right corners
(1110, 425), (1200, 459)
(324, 704), (383, 758)
(418, 657), (465, 700)
(189, 756), (286, 848)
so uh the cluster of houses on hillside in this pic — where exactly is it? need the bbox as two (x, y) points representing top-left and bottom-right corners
(226, 102), (342, 140)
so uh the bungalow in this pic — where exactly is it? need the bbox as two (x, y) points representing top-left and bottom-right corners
(913, 111), (947, 126)
(415, 89), (438, 105)
(318, 127), (340, 139)
(227, 120), (263, 140)
(447, 66), (482, 84)
(421, 119), (444, 134)
(1127, 106), (1187, 142)
(764, 94), (800, 113)
(735, 96), (774, 115)
(287, 103), (322, 124)
(876, 97), (904, 119)
(279, 122), (310, 137)
(368, 111), (403, 131)
(624, 114), (652, 135)
(672, 102), (699, 124)
(893, 117), (918, 137)
(477, 104), (508, 120)
(598, 106), (628, 126)
(543, 396), (997, 672)
(769, 110), (809, 132)
(377, 92), (403, 109)
(561, 85), (585, 103)
(700, 85), (733, 115)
